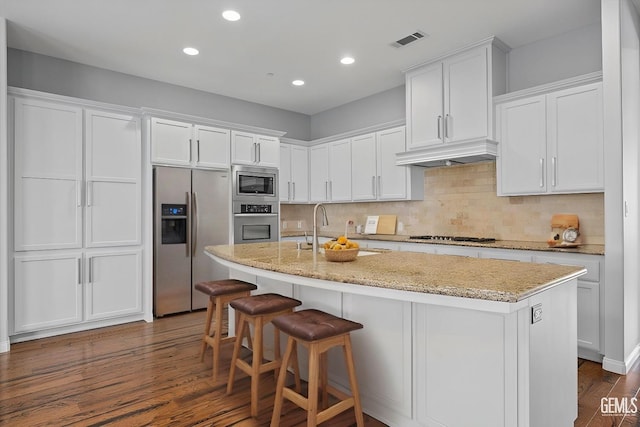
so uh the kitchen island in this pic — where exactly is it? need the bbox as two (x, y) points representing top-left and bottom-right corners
(206, 242), (586, 427)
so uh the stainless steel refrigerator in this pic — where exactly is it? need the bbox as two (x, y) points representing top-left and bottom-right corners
(153, 166), (230, 316)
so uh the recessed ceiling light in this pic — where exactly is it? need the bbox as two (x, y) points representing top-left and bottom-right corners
(222, 10), (241, 21)
(340, 56), (355, 65)
(183, 47), (199, 56)
(292, 80), (305, 86)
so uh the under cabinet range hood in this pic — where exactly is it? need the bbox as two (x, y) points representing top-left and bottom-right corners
(395, 138), (498, 168)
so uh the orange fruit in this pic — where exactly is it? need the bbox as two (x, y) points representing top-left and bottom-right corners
(337, 235), (348, 245)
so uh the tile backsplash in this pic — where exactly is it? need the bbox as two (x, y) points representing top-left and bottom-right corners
(280, 161), (604, 244)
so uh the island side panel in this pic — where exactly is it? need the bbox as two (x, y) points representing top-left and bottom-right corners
(523, 278), (578, 427)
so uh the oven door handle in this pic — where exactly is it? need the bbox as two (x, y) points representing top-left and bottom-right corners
(233, 213), (278, 217)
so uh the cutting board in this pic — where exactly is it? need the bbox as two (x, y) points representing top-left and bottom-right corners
(376, 215), (397, 235)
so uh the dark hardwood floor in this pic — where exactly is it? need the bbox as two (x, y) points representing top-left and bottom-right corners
(2, 311), (640, 426)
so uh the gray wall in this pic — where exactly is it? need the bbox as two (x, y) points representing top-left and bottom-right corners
(507, 23), (602, 91)
(309, 85), (405, 140)
(7, 48), (311, 140)
(307, 23), (602, 141)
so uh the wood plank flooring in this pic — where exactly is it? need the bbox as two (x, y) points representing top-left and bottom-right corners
(2, 311), (640, 426)
(0, 311), (384, 426)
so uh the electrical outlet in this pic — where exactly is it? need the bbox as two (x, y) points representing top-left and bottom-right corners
(297, 221), (302, 229)
(282, 221), (288, 230)
(531, 303), (543, 324)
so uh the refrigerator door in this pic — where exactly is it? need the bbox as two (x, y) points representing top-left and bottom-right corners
(191, 169), (230, 310)
(154, 167), (192, 316)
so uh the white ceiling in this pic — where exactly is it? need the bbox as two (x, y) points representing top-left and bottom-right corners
(0, 0), (601, 115)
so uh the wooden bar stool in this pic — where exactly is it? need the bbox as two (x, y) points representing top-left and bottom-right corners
(227, 293), (302, 418)
(194, 279), (257, 382)
(270, 309), (364, 427)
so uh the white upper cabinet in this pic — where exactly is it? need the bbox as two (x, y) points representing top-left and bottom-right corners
(193, 125), (230, 169)
(328, 139), (352, 202)
(496, 79), (603, 196)
(309, 140), (351, 202)
(309, 144), (329, 202)
(150, 117), (192, 166)
(151, 118), (230, 169)
(85, 109), (141, 247)
(351, 133), (378, 200)
(14, 97), (83, 251)
(377, 127), (412, 200)
(407, 41), (506, 150)
(547, 83), (604, 193)
(280, 144), (309, 203)
(232, 130), (279, 168)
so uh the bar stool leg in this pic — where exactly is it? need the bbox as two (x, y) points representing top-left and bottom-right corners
(248, 316), (264, 417)
(270, 336), (295, 427)
(320, 352), (329, 410)
(227, 312), (247, 395)
(307, 341), (320, 427)
(344, 335), (365, 427)
(211, 296), (225, 382)
(199, 297), (215, 361)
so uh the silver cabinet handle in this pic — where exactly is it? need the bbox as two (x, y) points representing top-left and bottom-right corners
(253, 142), (257, 163)
(552, 157), (557, 187)
(196, 139), (200, 162)
(444, 114), (451, 139)
(88, 257), (93, 283)
(378, 176), (382, 197)
(189, 138), (193, 162)
(76, 181), (82, 207)
(78, 258), (82, 285)
(539, 158), (545, 188)
(329, 181), (333, 200)
(325, 181), (328, 200)
(287, 182), (291, 200)
(257, 143), (261, 163)
(185, 191), (191, 258)
(86, 181), (93, 207)
(437, 115), (442, 140)
(372, 176), (376, 197)
(292, 182), (296, 200)
(192, 192), (199, 256)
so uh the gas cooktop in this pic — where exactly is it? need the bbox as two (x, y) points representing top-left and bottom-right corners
(409, 235), (496, 243)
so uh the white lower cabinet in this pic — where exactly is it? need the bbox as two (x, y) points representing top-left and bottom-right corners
(13, 252), (83, 333)
(85, 250), (143, 321)
(13, 249), (143, 334)
(341, 293), (413, 424)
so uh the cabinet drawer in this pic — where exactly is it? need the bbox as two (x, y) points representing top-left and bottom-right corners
(534, 255), (600, 282)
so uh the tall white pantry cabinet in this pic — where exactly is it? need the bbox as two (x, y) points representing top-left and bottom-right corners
(11, 93), (143, 337)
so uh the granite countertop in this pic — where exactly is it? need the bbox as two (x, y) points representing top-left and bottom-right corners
(206, 242), (586, 303)
(280, 231), (605, 256)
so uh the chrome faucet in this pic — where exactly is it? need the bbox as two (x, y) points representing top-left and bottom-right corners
(312, 203), (329, 253)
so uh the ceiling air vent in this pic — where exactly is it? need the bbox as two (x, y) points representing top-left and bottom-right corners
(392, 31), (428, 48)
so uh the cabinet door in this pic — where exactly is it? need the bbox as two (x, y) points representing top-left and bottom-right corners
(85, 250), (142, 321)
(309, 144), (329, 202)
(231, 131), (256, 165)
(445, 47), (489, 142)
(85, 110), (141, 247)
(290, 145), (309, 202)
(256, 135), (280, 168)
(14, 252), (83, 333)
(497, 95), (547, 196)
(14, 97), (83, 251)
(377, 127), (407, 200)
(328, 139), (352, 201)
(342, 294), (412, 420)
(547, 82), (604, 193)
(351, 133), (377, 201)
(279, 144), (293, 202)
(150, 117), (191, 166)
(193, 125), (230, 169)
(406, 63), (444, 149)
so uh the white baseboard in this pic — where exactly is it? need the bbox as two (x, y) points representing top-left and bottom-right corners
(0, 338), (10, 353)
(603, 344), (640, 374)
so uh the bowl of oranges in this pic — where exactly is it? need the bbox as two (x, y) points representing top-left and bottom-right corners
(323, 235), (360, 262)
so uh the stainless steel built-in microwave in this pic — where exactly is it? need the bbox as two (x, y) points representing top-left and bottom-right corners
(232, 165), (278, 201)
